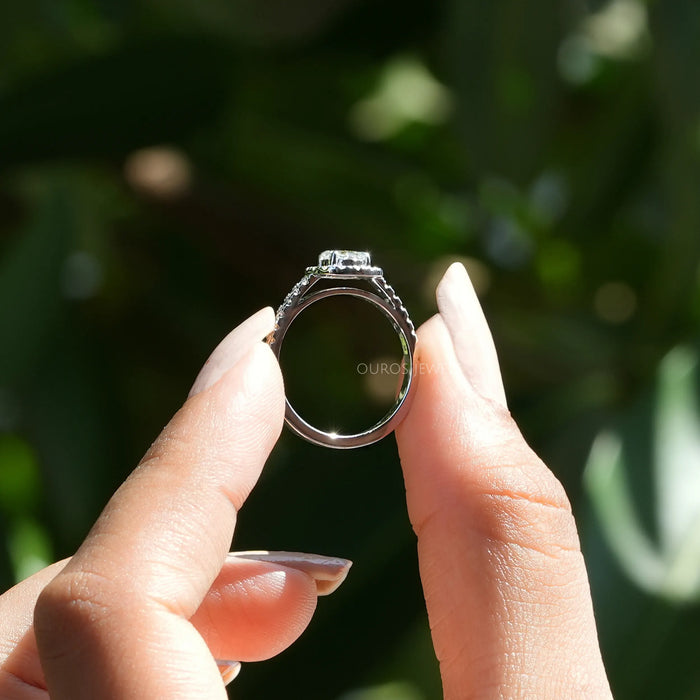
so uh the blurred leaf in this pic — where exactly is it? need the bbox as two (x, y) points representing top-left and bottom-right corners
(1, 174), (131, 554)
(0, 435), (51, 584)
(349, 55), (453, 141)
(0, 433), (41, 516)
(585, 346), (700, 602)
(654, 348), (700, 599)
(584, 431), (667, 592)
(0, 181), (70, 386)
(336, 682), (425, 700)
(7, 516), (52, 582)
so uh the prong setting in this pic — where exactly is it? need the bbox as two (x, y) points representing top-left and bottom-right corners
(268, 251), (416, 449)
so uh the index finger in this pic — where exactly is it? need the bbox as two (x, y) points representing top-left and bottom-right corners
(34, 308), (285, 697)
(64, 307), (282, 610)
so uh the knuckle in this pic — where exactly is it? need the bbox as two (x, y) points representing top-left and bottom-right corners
(33, 569), (118, 662)
(459, 410), (579, 559)
(0, 668), (49, 698)
(474, 470), (580, 562)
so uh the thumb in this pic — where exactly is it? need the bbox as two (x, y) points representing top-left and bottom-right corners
(396, 265), (612, 699)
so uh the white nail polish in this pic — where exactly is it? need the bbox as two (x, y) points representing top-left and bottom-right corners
(227, 550), (352, 596)
(436, 262), (508, 407)
(216, 659), (242, 685)
(189, 307), (275, 397)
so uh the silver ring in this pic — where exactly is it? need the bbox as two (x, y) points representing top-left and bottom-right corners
(267, 250), (417, 449)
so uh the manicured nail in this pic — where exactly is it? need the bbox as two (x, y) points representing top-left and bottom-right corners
(436, 262), (507, 407)
(189, 307), (275, 397)
(216, 659), (241, 685)
(228, 550), (353, 596)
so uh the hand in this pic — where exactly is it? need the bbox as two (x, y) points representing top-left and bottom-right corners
(396, 263), (613, 698)
(0, 264), (612, 699)
(0, 308), (351, 699)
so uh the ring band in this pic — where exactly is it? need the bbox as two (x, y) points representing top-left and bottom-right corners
(267, 250), (417, 449)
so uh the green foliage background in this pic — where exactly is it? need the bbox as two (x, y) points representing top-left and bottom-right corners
(1, 0), (700, 697)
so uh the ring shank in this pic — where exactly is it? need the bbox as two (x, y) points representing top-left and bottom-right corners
(269, 285), (415, 449)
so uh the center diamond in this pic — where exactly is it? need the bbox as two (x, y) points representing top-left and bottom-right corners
(318, 250), (371, 268)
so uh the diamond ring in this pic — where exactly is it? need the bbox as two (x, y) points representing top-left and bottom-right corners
(267, 250), (417, 449)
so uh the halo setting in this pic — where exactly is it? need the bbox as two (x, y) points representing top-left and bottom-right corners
(267, 251), (416, 449)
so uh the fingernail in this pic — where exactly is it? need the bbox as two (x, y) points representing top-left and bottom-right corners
(436, 262), (477, 358)
(228, 550), (353, 596)
(189, 307), (275, 397)
(436, 262), (507, 407)
(216, 659), (241, 685)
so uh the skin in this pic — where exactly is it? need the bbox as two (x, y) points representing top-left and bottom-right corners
(0, 265), (613, 698)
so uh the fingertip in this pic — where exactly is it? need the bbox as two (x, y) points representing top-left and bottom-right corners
(204, 341), (286, 465)
(435, 260), (508, 408)
(56, 339), (289, 627)
(189, 307), (277, 398)
(398, 313), (476, 442)
(227, 551), (353, 596)
(401, 310), (514, 466)
(193, 562), (319, 662)
(435, 261), (472, 300)
(396, 314), (472, 521)
(397, 312), (555, 534)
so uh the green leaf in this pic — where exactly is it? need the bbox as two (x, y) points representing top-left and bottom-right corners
(0, 434), (41, 516)
(0, 181), (70, 387)
(585, 346), (700, 602)
(6, 516), (52, 582)
(584, 431), (666, 593)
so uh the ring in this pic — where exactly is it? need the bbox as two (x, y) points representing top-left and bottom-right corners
(267, 250), (417, 449)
